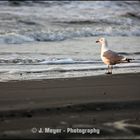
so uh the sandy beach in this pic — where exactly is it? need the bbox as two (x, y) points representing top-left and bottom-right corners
(0, 73), (140, 139)
(0, 1), (140, 139)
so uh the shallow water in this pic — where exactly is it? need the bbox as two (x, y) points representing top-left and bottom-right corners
(0, 37), (140, 81)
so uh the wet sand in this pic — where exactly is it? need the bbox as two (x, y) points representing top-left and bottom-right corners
(0, 73), (140, 139)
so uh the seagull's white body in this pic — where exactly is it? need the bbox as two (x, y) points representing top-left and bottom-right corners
(96, 38), (133, 74)
(100, 42), (110, 65)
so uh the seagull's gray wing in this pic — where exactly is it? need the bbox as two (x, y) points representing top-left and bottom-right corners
(103, 50), (124, 64)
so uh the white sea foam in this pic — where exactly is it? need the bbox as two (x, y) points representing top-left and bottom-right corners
(0, 34), (34, 44)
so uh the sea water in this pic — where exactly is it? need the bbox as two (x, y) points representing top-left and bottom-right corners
(0, 1), (140, 81)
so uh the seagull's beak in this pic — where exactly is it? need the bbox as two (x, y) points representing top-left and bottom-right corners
(96, 40), (99, 43)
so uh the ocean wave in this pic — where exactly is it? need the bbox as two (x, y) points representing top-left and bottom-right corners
(0, 34), (34, 44)
(57, 18), (130, 26)
(5, 1), (71, 7)
(0, 57), (100, 65)
(121, 12), (140, 20)
(0, 56), (140, 65)
(0, 28), (140, 44)
(0, 1), (140, 44)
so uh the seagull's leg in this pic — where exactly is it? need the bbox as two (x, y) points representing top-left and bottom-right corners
(106, 65), (111, 74)
(107, 65), (109, 74)
(108, 65), (109, 73)
(110, 65), (113, 74)
(109, 65), (112, 74)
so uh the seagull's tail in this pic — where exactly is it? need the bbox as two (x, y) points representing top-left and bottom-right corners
(123, 58), (135, 63)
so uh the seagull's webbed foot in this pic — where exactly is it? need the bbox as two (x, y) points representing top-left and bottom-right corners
(105, 72), (112, 75)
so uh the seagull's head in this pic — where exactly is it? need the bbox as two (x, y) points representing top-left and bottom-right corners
(96, 38), (107, 46)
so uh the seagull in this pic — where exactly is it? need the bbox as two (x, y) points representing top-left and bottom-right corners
(96, 37), (134, 74)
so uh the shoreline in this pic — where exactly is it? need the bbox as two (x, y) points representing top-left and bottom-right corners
(0, 36), (140, 82)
